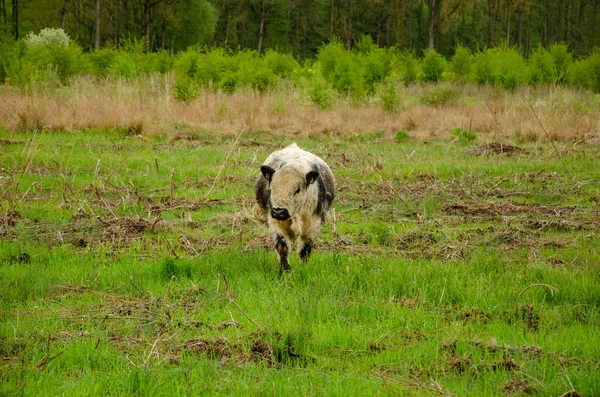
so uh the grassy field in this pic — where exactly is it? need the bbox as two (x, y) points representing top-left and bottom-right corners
(0, 125), (599, 395)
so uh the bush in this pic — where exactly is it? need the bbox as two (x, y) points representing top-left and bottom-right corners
(473, 47), (527, 90)
(494, 47), (528, 90)
(20, 28), (83, 84)
(317, 41), (346, 82)
(450, 45), (472, 80)
(421, 50), (446, 82)
(380, 80), (400, 113)
(549, 43), (572, 84)
(399, 51), (419, 84)
(25, 28), (70, 47)
(308, 76), (336, 110)
(473, 50), (496, 85)
(529, 46), (555, 85)
(263, 50), (299, 77)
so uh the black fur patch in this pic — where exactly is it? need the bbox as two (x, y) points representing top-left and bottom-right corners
(255, 175), (271, 212)
(314, 164), (335, 221)
(299, 240), (313, 261)
(275, 235), (291, 271)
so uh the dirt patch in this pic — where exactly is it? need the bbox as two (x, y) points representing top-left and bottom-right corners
(525, 219), (599, 232)
(395, 231), (437, 250)
(470, 142), (527, 156)
(97, 216), (153, 242)
(444, 200), (577, 218)
(519, 304), (540, 332)
(488, 227), (533, 248)
(503, 376), (535, 394)
(183, 337), (232, 360)
(250, 339), (273, 363)
(0, 209), (20, 237)
(448, 355), (472, 374)
(0, 138), (25, 145)
(457, 308), (493, 324)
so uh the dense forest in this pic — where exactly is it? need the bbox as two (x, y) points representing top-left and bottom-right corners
(1, 0), (600, 58)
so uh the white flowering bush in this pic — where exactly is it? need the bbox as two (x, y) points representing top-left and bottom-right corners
(25, 28), (71, 47)
(19, 28), (82, 86)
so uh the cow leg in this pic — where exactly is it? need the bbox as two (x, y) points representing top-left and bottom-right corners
(299, 239), (313, 262)
(275, 234), (291, 271)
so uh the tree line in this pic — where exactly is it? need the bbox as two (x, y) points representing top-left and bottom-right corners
(1, 0), (599, 58)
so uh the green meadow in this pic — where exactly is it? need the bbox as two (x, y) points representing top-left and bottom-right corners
(1, 129), (599, 395)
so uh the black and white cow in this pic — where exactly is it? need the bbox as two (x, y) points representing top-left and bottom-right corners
(255, 143), (335, 271)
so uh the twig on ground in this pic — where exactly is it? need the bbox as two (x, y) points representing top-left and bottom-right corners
(220, 273), (264, 332)
(36, 351), (63, 368)
(41, 299), (58, 315)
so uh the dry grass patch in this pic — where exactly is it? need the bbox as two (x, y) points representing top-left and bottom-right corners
(1, 77), (598, 141)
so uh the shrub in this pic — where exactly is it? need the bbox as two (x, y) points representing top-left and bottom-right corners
(87, 48), (118, 76)
(308, 76), (336, 110)
(450, 45), (472, 80)
(549, 43), (572, 84)
(473, 50), (496, 85)
(20, 28), (82, 84)
(263, 49), (299, 77)
(494, 47), (528, 90)
(529, 46), (555, 85)
(421, 49), (446, 82)
(380, 80), (400, 113)
(25, 28), (70, 47)
(317, 41), (346, 82)
(399, 52), (419, 84)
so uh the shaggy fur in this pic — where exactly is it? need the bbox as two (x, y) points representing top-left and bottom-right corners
(255, 143), (335, 271)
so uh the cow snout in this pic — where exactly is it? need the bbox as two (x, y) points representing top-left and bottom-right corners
(271, 207), (290, 221)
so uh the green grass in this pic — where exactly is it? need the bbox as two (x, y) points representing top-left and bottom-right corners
(1, 129), (599, 396)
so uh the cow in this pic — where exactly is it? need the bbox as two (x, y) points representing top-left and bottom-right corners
(255, 143), (335, 271)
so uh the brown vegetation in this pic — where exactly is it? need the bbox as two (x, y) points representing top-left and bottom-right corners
(1, 77), (598, 141)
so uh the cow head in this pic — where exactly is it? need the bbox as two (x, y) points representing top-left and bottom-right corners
(261, 165), (319, 221)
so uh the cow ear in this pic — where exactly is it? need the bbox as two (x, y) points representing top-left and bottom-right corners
(306, 170), (319, 185)
(261, 165), (275, 181)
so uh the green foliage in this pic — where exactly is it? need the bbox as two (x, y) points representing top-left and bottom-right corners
(308, 75), (336, 110)
(450, 127), (477, 144)
(20, 29), (83, 84)
(394, 130), (409, 143)
(86, 48), (119, 76)
(398, 51), (419, 84)
(0, 34), (23, 83)
(317, 41), (346, 82)
(450, 45), (472, 80)
(421, 49), (446, 82)
(549, 44), (573, 84)
(380, 80), (400, 113)
(529, 46), (555, 85)
(263, 50), (299, 77)
(472, 47), (528, 90)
